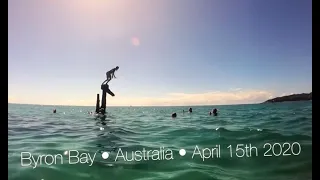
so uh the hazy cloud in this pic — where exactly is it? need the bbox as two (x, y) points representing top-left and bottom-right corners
(105, 89), (273, 106)
(229, 88), (242, 91)
(8, 96), (16, 102)
(8, 89), (274, 106)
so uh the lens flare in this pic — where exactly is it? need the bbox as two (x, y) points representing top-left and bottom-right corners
(131, 37), (140, 46)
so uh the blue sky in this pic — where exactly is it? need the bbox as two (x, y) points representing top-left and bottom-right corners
(8, 0), (312, 106)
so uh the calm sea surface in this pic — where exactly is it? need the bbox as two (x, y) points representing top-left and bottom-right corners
(8, 101), (312, 180)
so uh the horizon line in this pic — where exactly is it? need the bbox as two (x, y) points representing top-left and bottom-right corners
(8, 102), (262, 107)
(8, 92), (312, 107)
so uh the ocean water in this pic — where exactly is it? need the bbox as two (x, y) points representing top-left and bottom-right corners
(8, 101), (312, 180)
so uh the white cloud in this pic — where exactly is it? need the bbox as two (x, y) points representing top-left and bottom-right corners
(281, 93), (287, 96)
(229, 88), (242, 91)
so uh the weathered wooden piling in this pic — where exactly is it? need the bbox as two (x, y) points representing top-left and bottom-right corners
(100, 83), (115, 115)
(101, 86), (107, 114)
(95, 94), (100, 113)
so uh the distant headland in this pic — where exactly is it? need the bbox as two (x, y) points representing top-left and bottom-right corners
(263, 92), (312, 103)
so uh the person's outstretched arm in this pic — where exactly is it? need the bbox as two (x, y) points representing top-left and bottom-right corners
(112, 72), (116, 78)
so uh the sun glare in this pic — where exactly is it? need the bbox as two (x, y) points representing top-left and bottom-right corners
(131, 37), (140, 46)
(71, 0), (110, 12)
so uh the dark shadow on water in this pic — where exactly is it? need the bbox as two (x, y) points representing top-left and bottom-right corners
(94, 114), (106, 121)
(95, 119), (107, 126)
(90, 113), (120, 160)
(94, 114), (112, 126)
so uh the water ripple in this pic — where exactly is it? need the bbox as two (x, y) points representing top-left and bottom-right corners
(8, 102), (312, 180)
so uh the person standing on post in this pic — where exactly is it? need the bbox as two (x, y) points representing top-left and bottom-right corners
(104, 66), (119, 84)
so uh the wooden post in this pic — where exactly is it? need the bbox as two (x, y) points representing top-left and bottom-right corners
(101, 89), (107, 114)
(100, 84), (115, 115)
(95, 94), (100, 113)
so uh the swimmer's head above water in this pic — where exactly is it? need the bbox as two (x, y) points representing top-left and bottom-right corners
(210, 108), (218, 116)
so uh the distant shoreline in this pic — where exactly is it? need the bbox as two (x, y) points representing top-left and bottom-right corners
(263, 92), (312, 103)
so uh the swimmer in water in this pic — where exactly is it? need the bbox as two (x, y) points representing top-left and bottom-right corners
(211, 108), (218, 116)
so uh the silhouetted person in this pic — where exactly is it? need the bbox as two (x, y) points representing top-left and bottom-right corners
(104, 66), (119, 84)
(172, 112), (177, 118)
(188, 107), (192, 113)
(212, 108), (217, 116)
(53, 109), (56, 113)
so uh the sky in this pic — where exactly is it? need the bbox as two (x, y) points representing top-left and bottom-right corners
(8, 0), (312, 106)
